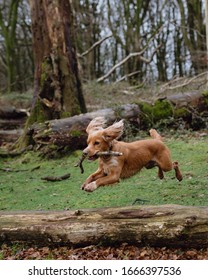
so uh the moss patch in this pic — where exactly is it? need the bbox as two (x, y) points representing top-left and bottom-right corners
(174, 107), (190, 118)
(139, 100), (173, 127)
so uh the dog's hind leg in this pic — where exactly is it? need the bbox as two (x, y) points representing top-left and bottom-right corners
(173, 161), (183, 181)
(158, 166), (164, 179)
(156, 159), (183, 181)
(145, 160), (164, 179)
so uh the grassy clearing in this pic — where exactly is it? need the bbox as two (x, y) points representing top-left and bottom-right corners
(0, 134), (207, 211)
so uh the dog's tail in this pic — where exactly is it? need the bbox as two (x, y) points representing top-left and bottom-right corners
(149, 129), (163, 141)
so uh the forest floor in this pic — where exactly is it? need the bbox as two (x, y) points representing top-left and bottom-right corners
(0, 136), (208, 211)
(0, 82), (208, 259)
(1, 243), (207, 260)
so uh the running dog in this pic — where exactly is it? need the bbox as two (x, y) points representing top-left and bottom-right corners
(81, 117), (182, 192)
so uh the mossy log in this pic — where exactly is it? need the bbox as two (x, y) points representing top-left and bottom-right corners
(0, 205), (207, 248)
(23, 91), (208, 155)
(139, 91), (208, 130)
(27, 103), (140, 154)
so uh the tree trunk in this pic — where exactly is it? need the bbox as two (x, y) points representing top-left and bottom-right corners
(0, 0), (20, 92)
(205, 0), (208, 85)
(0, 205), (207, 248)
(17, 0), (87, 149)
(27, 0), (86, 123)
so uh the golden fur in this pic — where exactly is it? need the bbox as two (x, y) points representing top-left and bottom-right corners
(81, 118), (182, 192)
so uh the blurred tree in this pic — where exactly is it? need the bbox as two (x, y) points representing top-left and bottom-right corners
(107, 0), (151, 83)
(73, 0), (105, 80)
(18, 0), (86, 148)
(0, 0), (20, 92)
(28, 0), (86, 122)
(177, 0), (206, 74)
(0, 0), (33, 93)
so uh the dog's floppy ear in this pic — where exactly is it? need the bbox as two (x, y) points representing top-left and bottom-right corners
(86, 117), (106, 134)
(102, 120), (124, 142)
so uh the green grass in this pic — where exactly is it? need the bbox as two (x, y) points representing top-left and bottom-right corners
(0, 135), (207, 210)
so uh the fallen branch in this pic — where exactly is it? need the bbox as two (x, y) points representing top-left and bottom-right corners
(41, 173), (70, 182)
(160, 71), (208, 92)
(97, 25), (164, 83)
(97, 44), (161, 83)
(74, 151), (123, 174)
(115, 70), (141, 83)
(0, 168), (28, 172)
(78, 34), (113, 58)
(97, 51), (147, 83)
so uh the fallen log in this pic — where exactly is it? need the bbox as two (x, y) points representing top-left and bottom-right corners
(21, 92), (208, 156)
(27, 103), (140, 155)
(0, 105), (28, 119)
(0, 205), (207, 248)
(0, 105), (28, 145)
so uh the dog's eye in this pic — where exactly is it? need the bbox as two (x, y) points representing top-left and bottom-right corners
(94, 141), (100, 146)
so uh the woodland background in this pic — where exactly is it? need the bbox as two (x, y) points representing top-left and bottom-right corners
(0, 0), (208, 260)
(0, 0), (207, 94)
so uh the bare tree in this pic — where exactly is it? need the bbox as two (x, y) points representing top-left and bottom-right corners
(0, 0), (20, 92)
(18, 0), (86, 147)
(205, 0), (208, 86)
(28, 0), (86, 119)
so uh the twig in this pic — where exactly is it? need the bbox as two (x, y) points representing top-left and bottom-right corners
(0, 168), (29, 172)
(41, 173), (70, 182)
(74, 153), (87, 174)
(74, 151), (123, 174)
(132, 198), (150, 205)
(31, 165), (41, 171)
(0, 165), (41, 172)
(97, 151), (123, 157)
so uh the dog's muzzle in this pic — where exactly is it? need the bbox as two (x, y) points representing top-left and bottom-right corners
(83, 149), (98, 161)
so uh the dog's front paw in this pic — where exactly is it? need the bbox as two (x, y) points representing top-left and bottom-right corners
(80, 183), (87, 190)
(83, 182), (97, 192)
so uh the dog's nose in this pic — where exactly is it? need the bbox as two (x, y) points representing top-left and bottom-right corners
(83, 148), (88, 156)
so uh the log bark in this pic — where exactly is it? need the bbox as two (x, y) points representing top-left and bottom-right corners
(0, 205), (207, 248)
(27, 103), (140, 154)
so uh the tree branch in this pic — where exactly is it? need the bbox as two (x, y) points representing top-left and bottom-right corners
(160, 71), (208, 92)
(114, 70), (141, 83)
(97, 42), (162, 83)
(78, 34), (113, 58)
